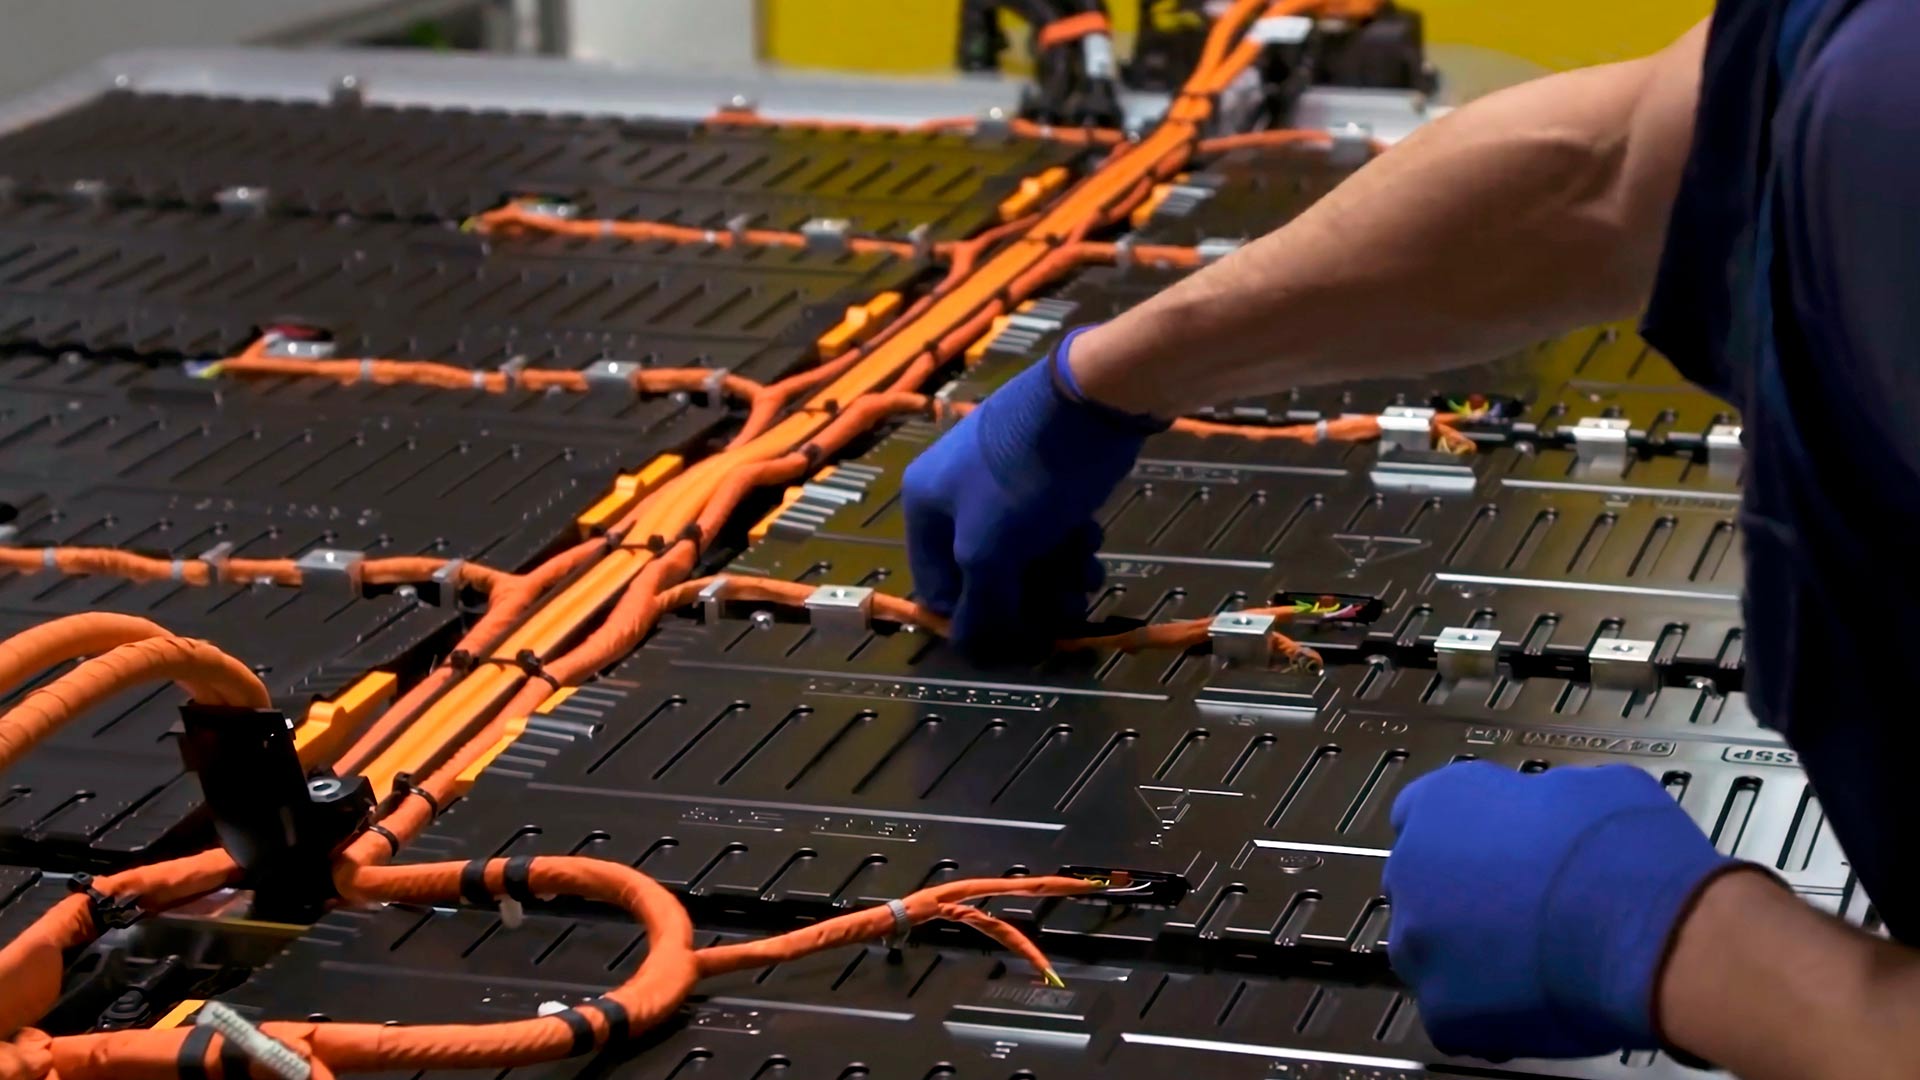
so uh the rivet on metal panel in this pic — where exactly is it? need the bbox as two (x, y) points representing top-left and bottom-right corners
(214, 185), (269, 213)
(1433, 626), (1501, 680)
(295, 548), (364, 594)
(331, 74), (364, 106)
(804, 585), (875, 640)
(977, 107), (1012, 139)
(1208, 611), (1277, 664)
(1589, 638), (1659, 692)
(65, 179), (108, 204)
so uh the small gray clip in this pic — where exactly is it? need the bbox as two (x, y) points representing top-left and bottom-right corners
(1208, 611), (1277, 665)
(800, 218), (852, 255)
(805, 585), (875, 641)
(699, 577), (731, 624)
(1377, 405), (1437, 453)
(583, 359), (640, 391)
(1434, 626), (1501, 680)
(196, 542), (235, 584)
(1589, 638), (1659, 692)
(295, 548), (364, 594)
(1329, 122), (1376, 168)
(427, 559), (465, 607)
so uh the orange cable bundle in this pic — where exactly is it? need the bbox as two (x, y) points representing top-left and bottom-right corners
(0, 636), (268, 774)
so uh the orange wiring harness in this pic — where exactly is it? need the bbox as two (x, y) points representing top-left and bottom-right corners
(0, 5), (1436, 1075)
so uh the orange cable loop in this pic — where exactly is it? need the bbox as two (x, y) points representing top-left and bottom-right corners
(0, 636), (268, 776)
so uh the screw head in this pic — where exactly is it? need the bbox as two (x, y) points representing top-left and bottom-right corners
(750, 610), (775, 630)
(1610, 642), (1635, 653)
(1457, 632), (1479, 642)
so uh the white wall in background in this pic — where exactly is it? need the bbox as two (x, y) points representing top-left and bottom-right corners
(565, 0), (756, 72)
(0, 0), (358, 99)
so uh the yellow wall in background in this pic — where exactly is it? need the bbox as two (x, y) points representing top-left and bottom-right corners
(761, 1), (1712, 76)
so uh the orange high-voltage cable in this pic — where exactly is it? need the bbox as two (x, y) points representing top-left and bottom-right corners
(0, 546), (510, 594)
(0, 635), (268, 774)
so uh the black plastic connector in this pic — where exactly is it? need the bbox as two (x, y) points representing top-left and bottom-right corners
(66, 873), (142, 930)
(175, 704), (376, 922)
(1059, 866), (1191, 905)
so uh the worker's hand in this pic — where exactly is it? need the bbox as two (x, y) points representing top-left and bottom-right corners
(902, 326), (1164, 661)
(1384, 762), (1742, 1061)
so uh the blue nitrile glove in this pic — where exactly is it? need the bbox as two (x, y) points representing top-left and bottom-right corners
(902, 326), (1164, 661)
(1384, 762), (1744, 1061)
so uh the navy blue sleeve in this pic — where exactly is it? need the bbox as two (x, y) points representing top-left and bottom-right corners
(1775, 0), (1920, 486)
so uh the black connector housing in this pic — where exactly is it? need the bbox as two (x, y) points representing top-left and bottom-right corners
(175, 704), (375, 922)
(1058, 866), (1192, 905)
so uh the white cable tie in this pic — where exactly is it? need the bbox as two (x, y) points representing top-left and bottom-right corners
(471, 370), (487, 389)
(41, 548), (56, 569)
(357, 359), (374, 383)
(169, 558), (185, 582)
(884, 898), (911, 947)
(1314, 418), (1328, 443)
(499, 897), (526, 930)
(600, 220), (614, 237)
(196, 1001), (311, 1080)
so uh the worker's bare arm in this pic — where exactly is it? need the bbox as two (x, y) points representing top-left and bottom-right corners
(1069, 19), (1711, 417)
(1659, 869), (1920, 1080)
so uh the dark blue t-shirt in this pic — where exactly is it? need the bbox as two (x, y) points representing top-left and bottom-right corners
(1645, 0), (1920, 938)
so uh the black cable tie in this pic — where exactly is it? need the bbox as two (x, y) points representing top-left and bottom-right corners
(393, 772), (441, 817)
(67, 872), (141, 930)
(821, 398), (840, 416)
(447, 649), (476, 674)
(365, 823), (401, 857)
(677, 522), (704, 549)
(799, 443), (824, 468)
(459, 859), (493, 907)
(602, 526), (629, 550)
(514, 649), (562, 691)
(590, 996), (632, 1045)
(554, 1007), (595, 1056)
(176, 1025), (215, 1080)
(502, 856), (538, 904)
(643, 534), (666, 554)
